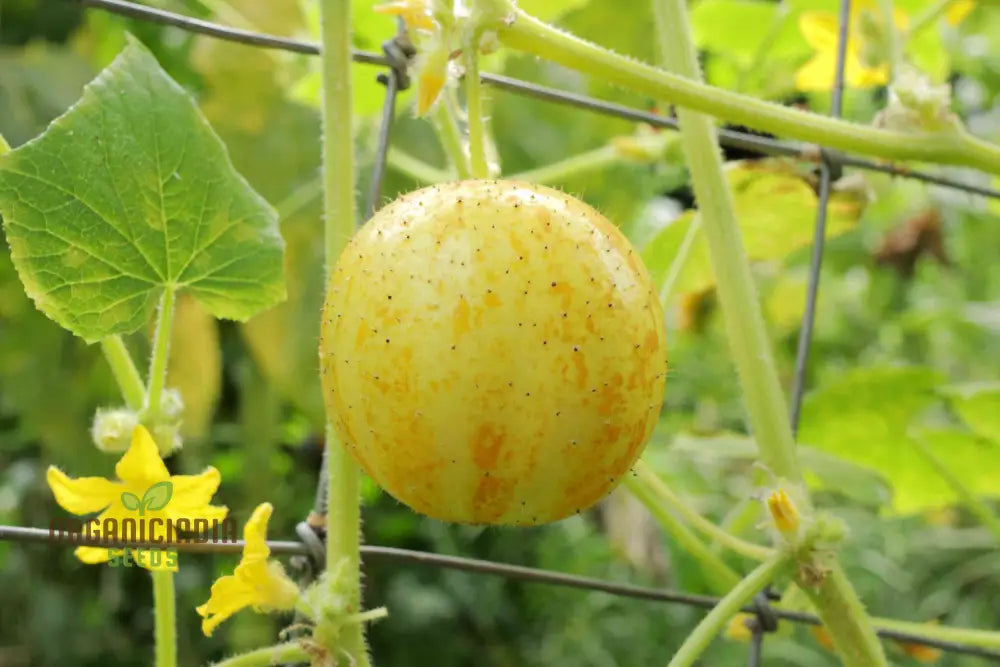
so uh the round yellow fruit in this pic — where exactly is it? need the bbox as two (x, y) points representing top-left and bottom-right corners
(319, 180), (667, 525)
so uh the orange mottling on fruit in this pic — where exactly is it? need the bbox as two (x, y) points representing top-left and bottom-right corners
(355, 322), (369, 347)
(319, 180), (668, 525)
(484, 291), (502, 308)
(453, 296), (472, 338)
(572, 352), (589, 388)
(473, 474), (515, 522)
(472, 423), (506, 469)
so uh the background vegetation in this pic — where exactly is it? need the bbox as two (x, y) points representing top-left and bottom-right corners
(1, 0), (999, 665)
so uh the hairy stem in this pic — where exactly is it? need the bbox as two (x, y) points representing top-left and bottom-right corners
(101, 336), (146, 411)
(464, 44), (489, 178)
(631, 461), (774, 561)
(144, 288), (175, 419)
(152, 570), (176, 667)
(318, 0), (369, 664)
(798, 565), (888, 667)
(497, 8), (1000, 174)
(433, 95), (472, 179)
(210, 641), (311, 667)
(649, 0), (800, 483)
(624, 473), (741, 592)
(648, 1), (888, 664)
(667, 552), (792, 667)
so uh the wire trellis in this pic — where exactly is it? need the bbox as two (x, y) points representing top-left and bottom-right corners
(1, 0), (998, 664)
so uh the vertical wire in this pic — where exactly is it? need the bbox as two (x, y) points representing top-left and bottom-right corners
(366, 70), (400, 218)
(788, 0), (851, 433)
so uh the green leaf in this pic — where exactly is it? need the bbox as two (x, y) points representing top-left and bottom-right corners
(905, 428), (1000, 515)
(0, 134), (9, 156)
(667, 432), (892, 507)
(691, 0), (780, 67)
(794, 366), (1000, 514)
(120, 491), (141, 511)
(0, 38), (285, 343)
(641, 159), (865, 297)
(141, 480), (173, 512)
(942, 382), (1000, 444)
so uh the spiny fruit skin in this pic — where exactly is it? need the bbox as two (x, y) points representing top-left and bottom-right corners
(319, 180), (667, 525)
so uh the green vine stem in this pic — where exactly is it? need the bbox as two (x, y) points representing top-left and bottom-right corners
(907, 0), (957, 39)
(649, 0), (801, 485)
(144, 288), (175, 420)
(210, 641), (311, 667)
(495, 7), (1000, 174)
(878, 0), (902, 78)
(667, 552), (792, 667)
(152, 569), (177, 667)
(386, 147), (452, 183)
(318, 0), (369, 664)
(911, 435), (1000, 543)
(800, 564), (888, 667)
(624, 473), (741, 592)
(658, 215), (701, 305)
(507, 134), (669, 184)
(631, 461), (774, 561)
(646, 0), (887, 664)
(433, 94), (472, 179)
(870, 616), (1000, 650)
(464, 41), (489, 178)
(100, 336), (145, 411)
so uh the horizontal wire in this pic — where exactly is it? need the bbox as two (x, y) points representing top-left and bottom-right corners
(2, 525), (999, 660)
(74, 0), (1000, 200)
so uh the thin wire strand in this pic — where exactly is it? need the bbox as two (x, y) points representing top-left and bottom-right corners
(73, 0), (1000, 200)
(789, 0), (850, 431)
(1, 525), (999, 660)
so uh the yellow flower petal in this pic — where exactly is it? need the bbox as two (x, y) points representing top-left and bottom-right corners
(946, 1), (974, 25)
(196, 574), (261, 636)
(115, 426), (170, 486)
(725, 613), (754, 642)
(374, 0), (436, 31)
(795, 52), (837, 91)
(799, 12), (838, 50)
(242, 502), (273, 563)
(47, 467), (121, 515)
(75, 545), (112, 564)
(164, 468), (227, 525)
(195, 502), (299, 636)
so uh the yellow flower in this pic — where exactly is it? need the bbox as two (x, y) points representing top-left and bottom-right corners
(766, 488), (800, 537)
(196, 503), (300, 636)
(725, 613), (754, 642)
(374, 0), (435, 31)
(796, 1), (906, 91)
(47, 425), (226, 571)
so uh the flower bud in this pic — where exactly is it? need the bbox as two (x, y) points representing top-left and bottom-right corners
(91, 407), (139, 453)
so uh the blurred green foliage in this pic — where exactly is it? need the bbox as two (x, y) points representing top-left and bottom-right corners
(1, 0), (999, 665)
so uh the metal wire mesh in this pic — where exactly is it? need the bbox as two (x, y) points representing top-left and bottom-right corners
(2, 0), (999, 663)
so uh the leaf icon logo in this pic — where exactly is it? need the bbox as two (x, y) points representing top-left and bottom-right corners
(121, 481), (173, 516)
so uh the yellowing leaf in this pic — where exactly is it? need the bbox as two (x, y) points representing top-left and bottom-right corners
(166, 294), (221, 440)
(642, 160), (866, 298)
